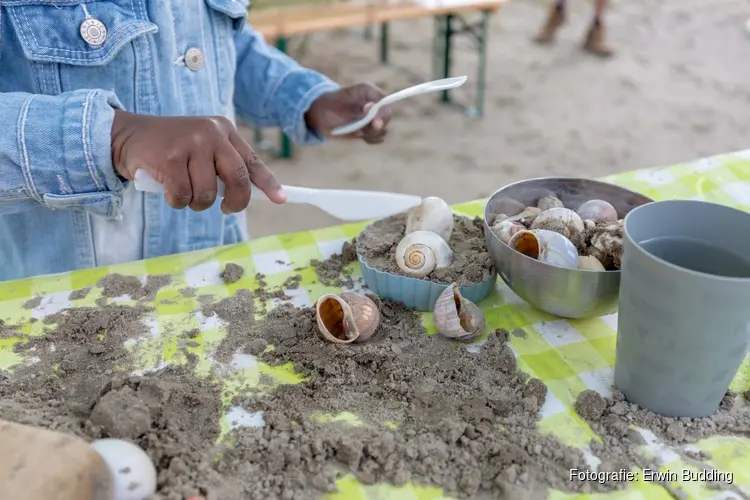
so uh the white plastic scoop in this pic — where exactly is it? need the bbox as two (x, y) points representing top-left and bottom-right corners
(132, 170), (422, 222)
(330, 75), (468, 136)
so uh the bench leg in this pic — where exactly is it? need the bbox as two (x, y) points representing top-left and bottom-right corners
(472, 10), (490, 119)
(433, 10), (492, 118)
(436, 14), (455, 103)
(379, 22), (390, 64)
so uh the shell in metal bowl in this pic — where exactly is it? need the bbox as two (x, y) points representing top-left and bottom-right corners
(508, 229), (579, 269)
(483, 177), (653, 318)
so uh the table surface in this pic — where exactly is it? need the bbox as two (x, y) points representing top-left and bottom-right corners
(2, 151), (750, 500)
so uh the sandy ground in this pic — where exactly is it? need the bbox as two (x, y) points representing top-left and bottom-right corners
(242, 0), (750, 238)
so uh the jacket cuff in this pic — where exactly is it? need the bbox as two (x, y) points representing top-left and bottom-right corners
(21, 89), (124, 217)
(276, 70), (341, 146)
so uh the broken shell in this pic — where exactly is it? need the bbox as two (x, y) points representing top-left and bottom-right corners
(316, 294), (360, 344)
(339, 292), (380, 343)
(434, 283), (486, 342)
(491, 219), (525, 244)
(396, 230), (453, 277)
(530, 207), (586, 248)
(506, 206), (542, 226)
(578, 255), (606, 271)
(509, 229), (579, 269)
(406, 196), (454, 242)
(537, 195), (564, 212)
(576, 199), (618, 222)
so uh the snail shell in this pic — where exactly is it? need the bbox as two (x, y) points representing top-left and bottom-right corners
(506, 206), (542, 226)
(509, 229), (579, 269)
(530, 207), (586, 248)
(537, 195), (564, 212)
(576, 199), (618, 222)
(395, 230), (453, 277)
(405, 196), (454, 242)
(493, 197), (526, 218)
(339, 292), (380, 343)
(434, 283), (486, 342)
(316, 294), (359, 344)
(578, 255), (606, 271)
(491, 219), (525, 244)
(316, 293), (381, 344)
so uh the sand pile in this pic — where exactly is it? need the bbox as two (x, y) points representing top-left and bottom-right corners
(0, 267), (748, 499)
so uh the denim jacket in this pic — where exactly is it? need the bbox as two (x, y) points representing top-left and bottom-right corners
(0, 0), (340, 281)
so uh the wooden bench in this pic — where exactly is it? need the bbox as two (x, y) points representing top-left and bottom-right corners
(248, 1), (508, 159)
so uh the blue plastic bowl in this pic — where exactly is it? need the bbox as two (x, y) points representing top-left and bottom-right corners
(357, 254), (497, 312)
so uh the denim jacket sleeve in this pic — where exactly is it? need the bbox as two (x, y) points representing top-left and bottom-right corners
(233, 24), (341, 146)
(0, 89), (124, 217)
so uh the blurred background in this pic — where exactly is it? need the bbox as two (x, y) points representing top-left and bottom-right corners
(242, 0), (750, 237)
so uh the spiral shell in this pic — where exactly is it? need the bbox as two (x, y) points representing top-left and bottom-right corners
(406, 196), (454, 242)
(509, 229), (579, 269)
(576, 199), (618, 223)
(491, 219), (525, 244)
(395, 230), (453, 277)
(530, 207), (585, 248)
(434, 283), (486, 342)
(537, 195), (564, 212)
(316, 293), (381, 344)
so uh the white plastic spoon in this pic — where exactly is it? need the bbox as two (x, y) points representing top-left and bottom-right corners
(330, 75), (468, 136)
(132, 170), (422, 222)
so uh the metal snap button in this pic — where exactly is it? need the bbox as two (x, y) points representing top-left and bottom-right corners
(79, 18), (107, 47)
(185, 47), (205, 72)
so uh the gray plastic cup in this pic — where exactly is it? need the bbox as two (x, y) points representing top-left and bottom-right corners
(614, 199), (750, 418)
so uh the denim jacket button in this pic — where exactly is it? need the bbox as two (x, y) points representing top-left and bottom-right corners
(79, 18), (108, 47)
(185, 47), (205, 71)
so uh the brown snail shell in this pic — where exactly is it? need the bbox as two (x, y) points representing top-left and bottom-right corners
(339, 292), (380, 343)
(315, 293), (381, 344)
(433, 283), (485, 342)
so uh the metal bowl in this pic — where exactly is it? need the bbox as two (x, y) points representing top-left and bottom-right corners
(483, 177), (653, 318)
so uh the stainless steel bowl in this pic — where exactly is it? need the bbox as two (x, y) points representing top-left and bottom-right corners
(483, 177), (653, 318)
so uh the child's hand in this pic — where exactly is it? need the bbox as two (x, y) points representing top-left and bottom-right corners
(110, 110), (285, 213)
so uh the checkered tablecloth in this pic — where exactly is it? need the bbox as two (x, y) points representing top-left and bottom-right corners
(2, 151), (750, 499)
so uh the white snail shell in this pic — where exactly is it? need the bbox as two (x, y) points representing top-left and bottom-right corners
(395, 230), (453, 277)
(90, 439), (157, 500)
(578, 255), (606, 271)
(537, 195), (564, 212)
(530, 207), (586, 247)
(491, 219), (525, 244)
(434, 283), (486, 342)
(509, 229), (579, 269)
(576, 199), (618, 222)
(405, 196), (454, 242)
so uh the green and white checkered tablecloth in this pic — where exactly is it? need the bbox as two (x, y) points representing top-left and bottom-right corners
(2, 151), (750, 499)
